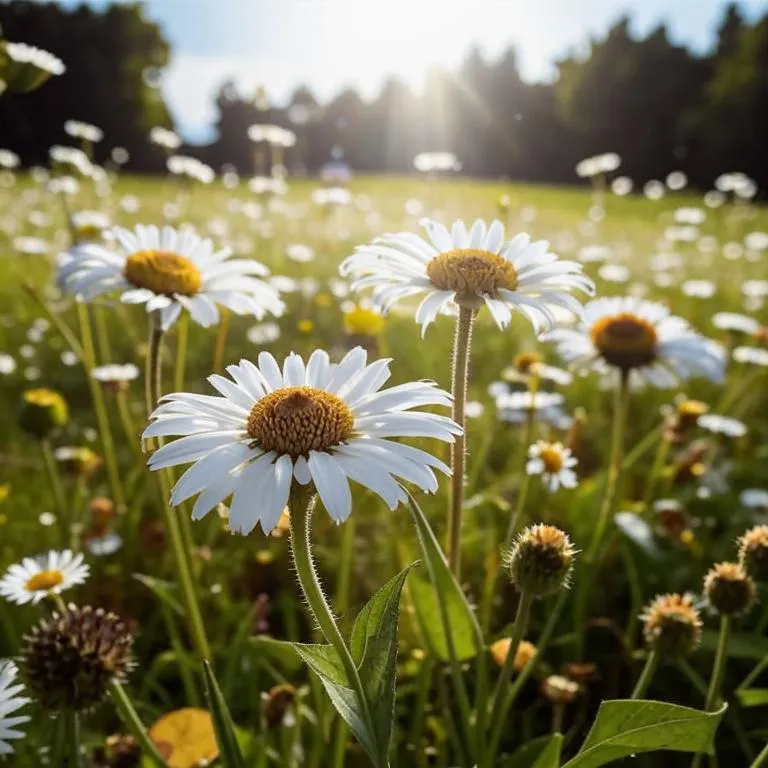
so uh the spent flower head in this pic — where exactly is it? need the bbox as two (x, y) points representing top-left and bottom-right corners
(704, 562), (756, 617)
(737, 526), (768, 584)
(503, 524), (576, 597)
(640, 593), (702, 657)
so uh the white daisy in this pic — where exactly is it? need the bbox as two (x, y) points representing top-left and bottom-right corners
(4, 41), (65, 77)
(71, 210), (110, 242)
(526, 440), (578, 492)
(698, 414), (747, 438)
(143, 347), (461, 534)
(340, 218), (594, 335)
(0, 550), (89, 605)
(712, 312), (760, 335)
(733, 346), (768, 367)
(545, 297), (726, 387)
(57, 225), (284, 330)
(64, 120), (103, 143)
(149, 126), (181, 150)
(91, 363), (141, 387)
(0, 661), (30, 757)
(493, 389), (571, 429)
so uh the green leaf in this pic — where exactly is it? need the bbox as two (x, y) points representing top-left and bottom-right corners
(133, 574), (185, 617)
(248, 636), (304, 674)
(502, 734), (563, 768)
(701, 630), (768, 659)
(562, 700), (727, 768)
(351, 564), (415, 760)
(406, 492), (482, 661)
(291, 643), (348, 686)
(201, 660), (246, 768)
(737, 689), (768, 708)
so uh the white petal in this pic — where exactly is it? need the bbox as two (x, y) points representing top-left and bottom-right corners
(308, 451), (352, 522)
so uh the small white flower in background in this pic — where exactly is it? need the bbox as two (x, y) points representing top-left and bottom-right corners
(0, 660), (30, 757)
(143, 348), (461, 534)
(286, 244), (315, 263)
(494, 389), (571, 429)
(733, 346), (768, 367)
(0, 150), (20, 170)
(85, 532), (123, 557)
(576, 153), (620, 178)
(149, 126), (182, 150)
(745, 232), (768, 252)
(682, 280), (716, 299)
(13, 236), (48, 255)
(643, 181), (665, 200)
(247, 322), (281, 345)
(666, 171), (688, 191)
(312, 187), (351, 207)
(712, 312), (760, 335)
(698, 414), (747, 438)
(546, 296), (726, 387)
(342, 218), (593, 336)
(60, 350), (79, 367)
(741, 489), (768, 510)
(704, 190), (726, 208)
(526, 440), (578, 491)
(0, 550), (89, 605)
(465, 401), (485, 419)
(0, 354), (16, 375)
(249, 176), (287, 196)
(598, 264), (630, 283)
(673, 207), (705, 225)
(167, 155), (214, 184)
(58, 224), (284, 330)
(742, 280), (768, 299)
(91, 363), (141, 391)
(71, 210), (110, 241)
(49, 145), (93, 176)
(64, 120), (103, 143)
(413, 152), (460, 173)
(578, 244), (611, 263)
(4, 41), (65, 76)
(611, 176), (633, 196)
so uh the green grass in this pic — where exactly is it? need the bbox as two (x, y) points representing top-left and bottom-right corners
(0, 174), (767, 766)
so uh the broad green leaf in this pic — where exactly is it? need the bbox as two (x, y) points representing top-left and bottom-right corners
(248, 636), (304, 674)
(406, 492), (482, 661)
(502, 734), (563, 768)
(615, 512), (661, 558)
(133, 574), (184, 617)
(291, 643), (348, 686)
(351, 564), (415, 761)
(562, 700), (727, 768)
(737, 689), (768, 708)
(201, 660), (246, 768)
(701, 630), (768, 659)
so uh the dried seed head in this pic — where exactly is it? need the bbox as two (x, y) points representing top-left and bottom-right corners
(503, 524), (576, 597)
(704, 562), (756, 617)
(640, 593), (702, 657)
(21, 604), (134, 712)
(738, 525), (768, 584)
(541, 674), (580, 704)
(261, 683), (297, 729)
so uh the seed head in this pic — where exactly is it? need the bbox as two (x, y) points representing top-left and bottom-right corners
(640, 593), (702, 657)
(704, 562), (756, 617)
(21, 604), (134, 712)
(541, 675), (580, 704)
(261, 683), (297, 729)
(503, 524), (576, 597)
(738, 525), (768, 583)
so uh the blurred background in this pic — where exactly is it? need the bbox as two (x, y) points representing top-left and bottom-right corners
(0, 0), (767, 189)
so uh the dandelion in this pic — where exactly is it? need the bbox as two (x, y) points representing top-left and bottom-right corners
(343, 218), (592, 335)
(526, 440), (578, 491)
(0, 550), (89, 605)
(143, 348), (460, 534)
(58, 225), (284, 330)
(0, 661), (30, 757)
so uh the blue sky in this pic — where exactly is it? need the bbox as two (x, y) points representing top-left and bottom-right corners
(59, 0), (768, 143)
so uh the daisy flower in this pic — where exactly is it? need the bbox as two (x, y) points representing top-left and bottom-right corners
(143, 347), (461, 534)
(545, 297), (726, 387)
(0, 550), (89, 605)
(526, 440), (578, 491)
(149, 126), (182, 150)
(341, 219), (594, 335)
(0, 660), (30, 757)
(64, 120), (103, 143)
(733, 346), (768, 367)
(91, 363), (140, 391)
(698, 414), (747, 438)
(712, 312), (760, 335)
(58, 225), (284, 330)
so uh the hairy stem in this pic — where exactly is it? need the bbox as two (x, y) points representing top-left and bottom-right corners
(631, 650), (660, 699)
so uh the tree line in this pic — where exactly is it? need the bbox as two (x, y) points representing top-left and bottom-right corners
(1, 1), (766, 190)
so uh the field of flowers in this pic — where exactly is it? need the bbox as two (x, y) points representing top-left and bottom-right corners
(1, 160), (767, 768)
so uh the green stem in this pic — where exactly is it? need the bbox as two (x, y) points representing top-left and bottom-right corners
(737, 654), (768, 694)
(288, 487), (381, 765)
(484, 589), (535, 766)
(643, 436), (671, 510)
(692, 615), (732, 768)
(174, 312), (189, 393)
(77, 303), (124, 508)
(447, 305), (475, 577)
(631, 650), (660, 699)
(93, 304), (112, 364)
(40, 439), (68, 543)
(109, 680), (168, 766)
(336, 514), (356, 630)
(504, 403), (538, 547)
(212, 308), (231, 372)
(63, 710), (81, 768)
(552, 702), (565, 734)
(145, 317), (212, 661)
(116, 391), (142, 457)
(587, 369), (631, 562)
(750, 741), (768, 768)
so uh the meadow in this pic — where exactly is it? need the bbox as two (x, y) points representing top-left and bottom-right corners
(1, 170), (767, 768)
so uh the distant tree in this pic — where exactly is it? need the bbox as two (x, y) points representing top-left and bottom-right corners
(0, 0), (172, 170)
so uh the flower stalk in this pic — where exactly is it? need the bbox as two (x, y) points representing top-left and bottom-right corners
(447, 304), (475, 576)
(109, 680), (168, 767)
(631, 650), (660, 699)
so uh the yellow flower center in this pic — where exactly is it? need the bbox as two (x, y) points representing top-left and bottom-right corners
(23, 388), (62, 407)
(76, 224), (104, 242)
(25, 569), (64, 592)
(539, 444), (565, 473)
(123, 250), (202, 296)
(344, 306), (385, 337)
(246, 386), (355, 459)
(590, 313), (659, 370)
(426, 248), (517, 299)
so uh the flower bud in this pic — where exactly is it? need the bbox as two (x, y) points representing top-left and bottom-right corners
(541, 675), (580, 704)
(738, 525), (768, 583)
(640, 593), (702, 657)
(261, 683), (297, 729)
(704, 562), (756, 617)
(19, 388), (68, 438)
(503, 524), (575, 597)
(22, 604), (134, 711)
(490, 638), (537, 672)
